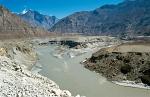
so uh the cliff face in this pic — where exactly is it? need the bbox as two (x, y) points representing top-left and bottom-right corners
(50, 0), (150, 37)
(19, 10), (59, 30)
(0, 6), (47, 39)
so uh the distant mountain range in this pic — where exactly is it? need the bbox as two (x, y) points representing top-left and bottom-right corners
(0, 6), (47, 39)
(0, 0), (149, 38)
(18, 9), (59, 30)
(50, 0), (150, 37)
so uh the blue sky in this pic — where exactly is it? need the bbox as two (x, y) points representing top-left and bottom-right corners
(0, 0), (123, 18)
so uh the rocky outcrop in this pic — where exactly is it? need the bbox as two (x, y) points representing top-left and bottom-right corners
(0, 6), (48, 39)
(84, 43), (150, 86)
(50, 0), (150, 37)
(19, 9), (59, 30)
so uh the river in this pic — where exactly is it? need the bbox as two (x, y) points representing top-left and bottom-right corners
(33, 45), (150, 97)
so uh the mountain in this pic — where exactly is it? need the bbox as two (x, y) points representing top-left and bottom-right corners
(50, 0), (150, 37)
(0, 6), (48, 39)
(19, 9), (59, 30)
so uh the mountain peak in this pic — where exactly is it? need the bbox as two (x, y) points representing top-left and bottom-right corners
(21, 8), (28, 14)
(21, 9), (37, 15)
(19, 10), (59, 30)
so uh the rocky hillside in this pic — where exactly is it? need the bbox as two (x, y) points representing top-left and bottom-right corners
(50, 0), (150, 37)
(0, 6), (47, 39)
(19, 9), (59, 30)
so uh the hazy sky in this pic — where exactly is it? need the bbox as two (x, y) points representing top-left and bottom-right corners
(0, 0), (124, 18)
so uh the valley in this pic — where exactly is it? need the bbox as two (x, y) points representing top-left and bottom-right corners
(0, 0), (150, 97)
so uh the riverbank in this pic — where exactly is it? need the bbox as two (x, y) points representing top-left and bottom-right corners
(112, 81), (150, 90)
(0, 39), (79, 97)
(83, 42), (150, 90)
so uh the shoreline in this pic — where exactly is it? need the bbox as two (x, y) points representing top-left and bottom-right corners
(112, 81), (150, 90)
(83, 57), (150, 90)
(83, 60), (150, 90)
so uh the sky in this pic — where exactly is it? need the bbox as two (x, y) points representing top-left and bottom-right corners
(0, 0), (124, 18)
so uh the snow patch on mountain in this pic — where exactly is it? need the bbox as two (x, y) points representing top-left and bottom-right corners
(21, 8), (28, 14)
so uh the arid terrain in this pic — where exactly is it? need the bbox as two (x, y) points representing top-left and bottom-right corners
(0, 0), (150, 96)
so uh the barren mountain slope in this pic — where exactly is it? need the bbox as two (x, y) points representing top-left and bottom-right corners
(0, 6), (47, 39)
(50, 0), (150, 37)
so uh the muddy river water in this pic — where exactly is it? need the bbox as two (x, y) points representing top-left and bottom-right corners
(33, 45), (150, 97)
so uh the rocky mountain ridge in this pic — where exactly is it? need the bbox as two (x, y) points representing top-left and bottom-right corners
(50, 0), (150, 37)
(19, 9), (59, 30)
